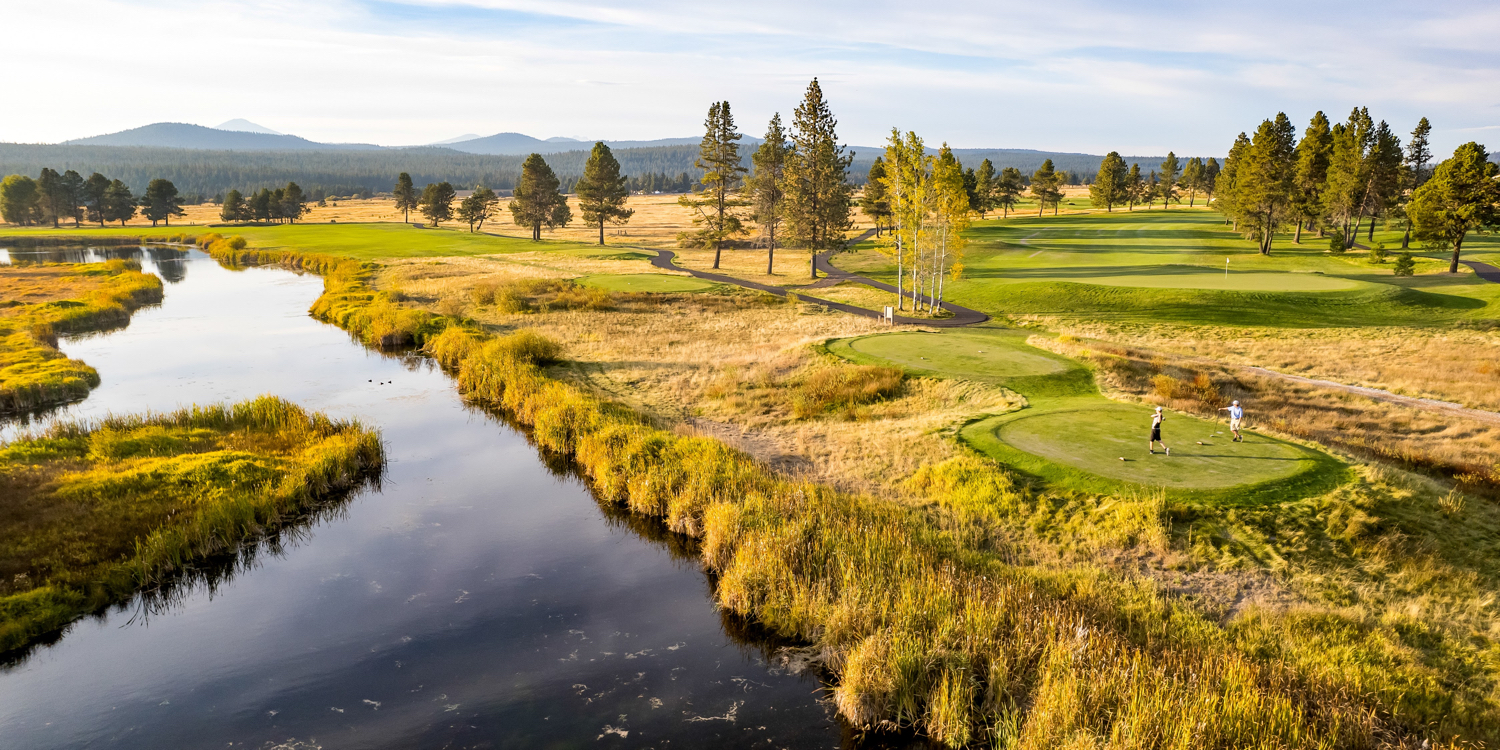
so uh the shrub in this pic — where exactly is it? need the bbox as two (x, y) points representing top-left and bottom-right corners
(1393, 252), (1416, 276)
(1368, 243), (1388, 263)
(790, 365), (903, 419)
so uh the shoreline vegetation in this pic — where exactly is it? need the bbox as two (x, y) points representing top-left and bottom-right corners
(0, 258), (163, 415)
(193, 233), (1481, 748)
(0, 396), (385, 655)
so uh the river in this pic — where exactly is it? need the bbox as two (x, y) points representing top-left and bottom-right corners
(0, 247), (896, 749)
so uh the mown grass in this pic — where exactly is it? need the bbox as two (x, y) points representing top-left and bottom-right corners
(834, 211), (1500, 328)
(0, 396), (384, 654)
(196, 236), (1481, 747)
(0, 260), (163, 415)
(2, 222), (606, 261)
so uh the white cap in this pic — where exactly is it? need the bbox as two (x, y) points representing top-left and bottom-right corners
(1232, 400), (1239, 405)
(1155, 406), (1163, 412)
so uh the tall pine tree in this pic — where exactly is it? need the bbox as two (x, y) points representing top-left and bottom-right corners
(575, 142), (633, 245)
(1409, 141), (1498, 273)
(1291, 111), (1333, 243)
(393, 172), (418, 223)
(783, 78), (854, 279)
(859, 156), (891, 236)
(678, 101), (748, 267)
(746, 114), (792, 274)
(510, 155), (571, 240)
(1090, 152), (1128, 211)
(1158, 152), (1181, 209)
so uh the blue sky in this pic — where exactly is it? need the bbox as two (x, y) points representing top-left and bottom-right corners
(8, 0), (1498, 155)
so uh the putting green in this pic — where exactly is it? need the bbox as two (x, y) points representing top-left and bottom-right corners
(1008, 267), (1364, 292)
(576, 273), (717, 293)
(842, 330), (1071, 381)
(996, 406), (1315, 489)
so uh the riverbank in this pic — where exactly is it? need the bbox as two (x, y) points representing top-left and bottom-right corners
(0, 396), (384, 655)
(0, 259), (163, 415)
(194, 234), (1475, 747)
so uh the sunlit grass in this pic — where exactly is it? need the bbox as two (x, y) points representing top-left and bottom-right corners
(0, 396), (384, 654)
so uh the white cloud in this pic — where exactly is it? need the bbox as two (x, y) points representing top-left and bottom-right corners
(2, 0), (1496, 154)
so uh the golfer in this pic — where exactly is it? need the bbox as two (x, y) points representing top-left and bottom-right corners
(1219, 400), (1244, 442)
(1149, 406), (1169, 455)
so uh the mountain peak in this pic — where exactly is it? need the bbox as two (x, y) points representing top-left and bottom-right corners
(214, 119), (282, 135)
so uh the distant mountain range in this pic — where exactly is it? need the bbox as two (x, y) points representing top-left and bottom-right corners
(64, 123), (383, 151)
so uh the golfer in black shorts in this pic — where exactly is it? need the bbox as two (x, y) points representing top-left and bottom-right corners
(1149, 406), (1169, 455)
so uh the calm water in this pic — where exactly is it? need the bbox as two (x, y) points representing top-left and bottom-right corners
(0, 247), (881, 749)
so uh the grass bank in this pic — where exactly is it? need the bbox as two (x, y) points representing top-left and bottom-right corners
(191, 235), (1475, 747)
(0, 396), (384, 655)
(0, 259), (163, 415)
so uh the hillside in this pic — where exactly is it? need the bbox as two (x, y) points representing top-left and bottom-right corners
(63, 123), (381, 151)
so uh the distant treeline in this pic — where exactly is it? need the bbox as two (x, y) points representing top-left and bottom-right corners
(0, 141), (1216, 199)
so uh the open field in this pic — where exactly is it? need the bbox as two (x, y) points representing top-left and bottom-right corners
(0, 397), (384, 654)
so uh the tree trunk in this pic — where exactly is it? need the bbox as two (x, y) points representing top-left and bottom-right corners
(767, 223), (775, 275)
(1294, 221), (1301, 244)
(598, 218), (605, 245)
(1401, 226), (1410, 249)
(1451, 234), (1464, 274)
(896, 237), (904, 311)
(1367, 219), (1375, 242)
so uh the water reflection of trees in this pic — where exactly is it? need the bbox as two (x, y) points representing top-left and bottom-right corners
(460, 398), (935, 750)
(0, 471), (384, 670)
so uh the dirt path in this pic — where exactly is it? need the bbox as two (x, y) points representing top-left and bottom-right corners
(649, 229), (989, 328)
(1242, 366), (1500, 426)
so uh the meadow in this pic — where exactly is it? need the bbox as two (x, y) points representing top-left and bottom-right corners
(0, 259), (162, 415)
(6, 203), (1500, 745)
(0, 396), (384, 654)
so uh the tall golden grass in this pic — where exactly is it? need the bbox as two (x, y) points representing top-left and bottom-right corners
(0, 396), (383, 654)
(0, 260), (163, 415)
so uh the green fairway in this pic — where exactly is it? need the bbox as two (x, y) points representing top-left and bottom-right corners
(997, 405), (1315, 489)
(843, 330), (1070, 380)
(0, 223), (604, 260)
(576, 273), (717, 293)
(1001, 266), (1366, 291)
(835, 210), (1500, 327)
(830, 327), (1346, 502)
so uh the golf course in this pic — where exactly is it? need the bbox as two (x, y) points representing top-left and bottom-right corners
(828, 327), (1348, 504)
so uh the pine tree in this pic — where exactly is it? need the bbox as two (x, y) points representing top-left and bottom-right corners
(510, 154), (570, 240)
(746, 114), (792, 273)
(457, 186), (499, 232)
(1089, 152), (1128, 211)
(36, 168), (64, 227)
(1203, 158), (1221, 202)
(970, 159), (997, 219)
(1399, 117), (1434, 248)
(783, 79), (855, 278)
(575, 142), (633, 245)
(1125, 163), (1143, 210)
(221, 189), (246, 222)
(393, 172), (418, 223)
(1362, 121), (1406, 242)
(1322, 108), (1374, 249)
(1291, 112), (1333, 243)
(419, 181), (456, 227)
(995, 167), (1023, 217)
(82, 172), (111, 226)
(1238, 114), (1298, 254)
(859, 156), (891, 236)
(1158, 152), (1181, 209)
(678, 101), (748, 266)
(103, 180), (135, 225)
(1181, 158), (1204, 207)
(1409, 141), (1498, 273)
(281, 182), (308, 223)
(140, 178), (185, 227)
(1030, 159), (1061, 216)
(1214, 133), (1251, 230)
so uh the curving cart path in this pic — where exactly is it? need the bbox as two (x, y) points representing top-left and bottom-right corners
(648, 230), (989, 328)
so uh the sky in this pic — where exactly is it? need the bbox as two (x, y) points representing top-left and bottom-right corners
(6, 0), (1499, 156)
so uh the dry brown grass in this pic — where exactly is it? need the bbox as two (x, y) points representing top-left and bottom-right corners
(0, 266), (113, 315)
(371, 257), (1019, 498)
(1042, 321), (1500, 412)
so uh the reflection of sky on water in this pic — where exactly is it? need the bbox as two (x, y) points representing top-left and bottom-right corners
(0, 251), (877, 749)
